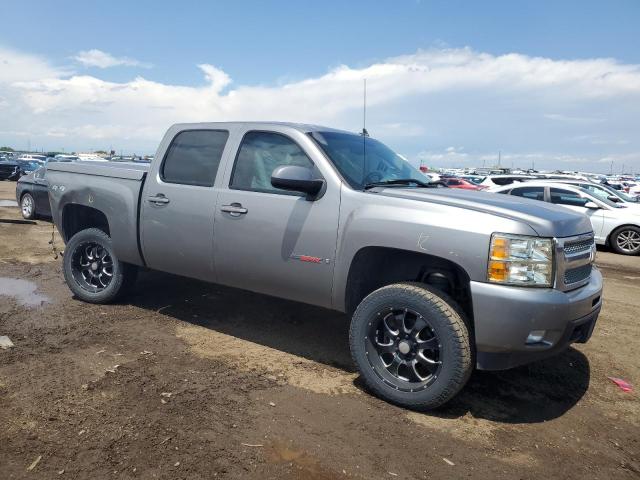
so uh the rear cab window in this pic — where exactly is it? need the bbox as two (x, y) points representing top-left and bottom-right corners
(161, 130), (229, 186)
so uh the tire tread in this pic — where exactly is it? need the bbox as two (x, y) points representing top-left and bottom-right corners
(349, 282), (472, 410)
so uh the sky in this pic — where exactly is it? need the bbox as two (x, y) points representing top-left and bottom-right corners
(0, 0), (639, 173)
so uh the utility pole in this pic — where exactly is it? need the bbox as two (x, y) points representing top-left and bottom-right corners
(498, 150), (501, 167)
(610, 160), (614, 175)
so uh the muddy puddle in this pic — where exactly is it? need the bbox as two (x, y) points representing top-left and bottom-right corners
(0, 277), (49, 307)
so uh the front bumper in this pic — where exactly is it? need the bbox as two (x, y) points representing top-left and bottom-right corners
(471, 267), (603, 370)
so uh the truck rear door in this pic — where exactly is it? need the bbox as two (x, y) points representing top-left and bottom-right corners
(140, 129), (230, 281)
(212, 129), (340, 308)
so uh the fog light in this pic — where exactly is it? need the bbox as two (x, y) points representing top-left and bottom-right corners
(526, 330), (547, 345)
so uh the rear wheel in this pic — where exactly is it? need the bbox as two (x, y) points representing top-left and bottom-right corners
(63, 228), (137, 303)
(350, 282), (472, 410)
(611, 226), (640, 255)
(20, 193), (35, 219)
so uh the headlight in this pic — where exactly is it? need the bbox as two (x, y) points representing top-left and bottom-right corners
(488, 233), (554, 287)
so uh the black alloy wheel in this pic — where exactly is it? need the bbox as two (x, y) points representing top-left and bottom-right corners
(365, 307), (442, 391)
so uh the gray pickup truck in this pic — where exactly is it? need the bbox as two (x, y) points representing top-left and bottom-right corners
(47, 122), (602, 409)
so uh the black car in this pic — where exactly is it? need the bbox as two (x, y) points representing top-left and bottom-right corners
(0, 159), (41, 180)
(16, 159), (43, 175)
(15, 167), (51, 219)
(0, 160), (22, 180)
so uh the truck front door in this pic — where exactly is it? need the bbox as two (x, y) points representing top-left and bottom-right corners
(141, 129), (230, 281)
(213, 130), (340, 308)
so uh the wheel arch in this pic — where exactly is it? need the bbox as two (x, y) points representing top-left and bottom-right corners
(344, 246), (474, 326)
(61, 204), (111, 242)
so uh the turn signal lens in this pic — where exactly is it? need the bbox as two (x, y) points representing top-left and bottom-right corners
(491, 237), (509, 259)
(488, 261), (508, 281)
(488, 234), (554, 287)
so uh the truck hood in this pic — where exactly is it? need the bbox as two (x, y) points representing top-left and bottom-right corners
(375, 187), (593, 238)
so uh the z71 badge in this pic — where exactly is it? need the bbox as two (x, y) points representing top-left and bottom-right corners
(290, 254), (330, 264)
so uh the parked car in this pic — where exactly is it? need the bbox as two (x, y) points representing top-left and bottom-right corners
(479, 174), (536, 188)
(16, 160), (42, 175)
(491, 181), (640, 255)
(52, 155), (79, 162)
(533, 179), (640, 206)
(0, 158), (39, 180)
(0, 159), (22, 180)
(460, 175), (484, 185)
(17, 154), (47, 163)
(441, 177), (486, 190)
(15, 167), (51, 219)
(627, 184), (640, 198)
(47, 122), (602, 410)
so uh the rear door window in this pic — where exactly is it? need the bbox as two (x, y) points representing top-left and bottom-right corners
(510, 186), (545, 201)
(161, 130), (229, 187)
(549, 188), (589, 207)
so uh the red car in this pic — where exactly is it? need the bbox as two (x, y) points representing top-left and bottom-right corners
(442, 178), (486, 190)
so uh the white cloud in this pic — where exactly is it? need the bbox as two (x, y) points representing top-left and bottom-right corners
(1, 45), (639, 172)
(73, 49), (151, 69)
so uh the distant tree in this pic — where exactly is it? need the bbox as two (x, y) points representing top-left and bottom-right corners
(0, 146), (15, 152)
(94, 150), (108, 155)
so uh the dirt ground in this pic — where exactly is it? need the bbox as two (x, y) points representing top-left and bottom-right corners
(0, 180), (638, 479)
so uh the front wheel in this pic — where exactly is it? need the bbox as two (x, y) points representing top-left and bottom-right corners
(349, 282), (472, 410)
(20, 193), (35, 219)
(63, 228), (138, 304)
(611, 226), (640, 255)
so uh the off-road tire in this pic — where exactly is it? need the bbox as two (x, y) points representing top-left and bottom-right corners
(349, 282), (472, 410)
(63, 228), (137, 304)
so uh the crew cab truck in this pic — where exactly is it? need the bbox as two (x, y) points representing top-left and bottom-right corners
(47, 122), (603, 409)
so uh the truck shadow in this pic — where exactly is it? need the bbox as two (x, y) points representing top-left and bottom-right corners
(128, 269), (590, 424)
(430, 348), (590, 423)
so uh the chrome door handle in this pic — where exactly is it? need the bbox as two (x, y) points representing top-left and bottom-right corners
(220, 203), (248, 216)
(148, 195), (170, 205)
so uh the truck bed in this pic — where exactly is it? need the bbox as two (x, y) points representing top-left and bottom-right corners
(47, 161), (149, 266)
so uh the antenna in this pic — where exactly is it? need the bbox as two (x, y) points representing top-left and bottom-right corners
(361, 78), (369, 183)
(361, 79), (369, 137)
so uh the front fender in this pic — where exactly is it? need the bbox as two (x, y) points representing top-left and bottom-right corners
(331, 187), (538, 311)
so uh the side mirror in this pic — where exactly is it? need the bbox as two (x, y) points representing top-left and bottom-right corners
(271, 165), (324, 198)
(584, 201), (600, 210)
(607, 195), (621, 202)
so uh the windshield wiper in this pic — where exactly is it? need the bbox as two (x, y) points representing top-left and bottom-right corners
(363, 178), (444, 190)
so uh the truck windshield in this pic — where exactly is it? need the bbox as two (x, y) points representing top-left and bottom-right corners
(309, 131), (427, 190)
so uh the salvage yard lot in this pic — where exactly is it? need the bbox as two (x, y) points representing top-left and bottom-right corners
(0, 180), (638, 479)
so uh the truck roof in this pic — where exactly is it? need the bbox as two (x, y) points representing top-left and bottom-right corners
(169, 121), (354, 135)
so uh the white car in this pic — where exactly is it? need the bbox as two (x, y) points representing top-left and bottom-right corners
(627, 183), (640, 198)
(479, 174), (536, 188)
(534, 179), (640, 208)
(490, 181), (640, 255)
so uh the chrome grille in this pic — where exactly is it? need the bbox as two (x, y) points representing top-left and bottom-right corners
(555, 234), (595, 291)
(564, 238), (595, 255)
(564, 264), (592, 285)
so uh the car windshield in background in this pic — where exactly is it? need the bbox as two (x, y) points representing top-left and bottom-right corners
(18, 161), (41, 170)
(309, 131), (427, 190)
